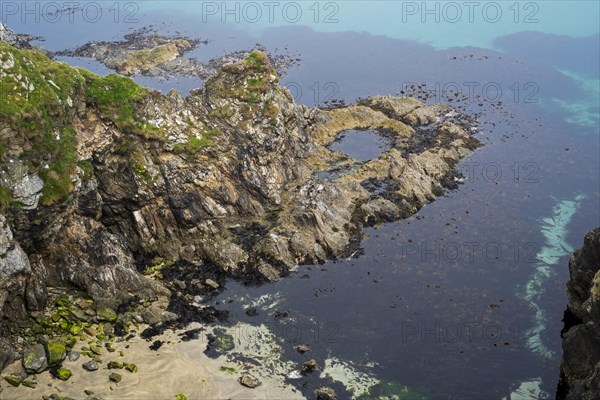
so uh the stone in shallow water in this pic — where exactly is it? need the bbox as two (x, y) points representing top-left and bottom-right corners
(295, 344), (310, 354)
(315, 386), (337, 400)
(301, 359), (318, 374)
(22, 343), (48, 373)
(239, 373), (261, 388)
(109, 372), (122, 383)
(68, 351), (80, 362)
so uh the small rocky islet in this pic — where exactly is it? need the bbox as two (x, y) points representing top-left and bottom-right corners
(2, 22), (596, 399)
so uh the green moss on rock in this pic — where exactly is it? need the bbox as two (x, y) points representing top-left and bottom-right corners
(0, 184), (11, 211)
(124, 363), (138, 373)
(97, 307), (117, 322)
(4, 375), (21, 386)
(85, 74), (160, 138)
(57, 368), (73, 381)
(45, 339), (67, 366)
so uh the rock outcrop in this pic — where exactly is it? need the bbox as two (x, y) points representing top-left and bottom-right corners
(558, 227), (600, 399)
(0, 23), (33, 50)
(0, 35), (479, 370)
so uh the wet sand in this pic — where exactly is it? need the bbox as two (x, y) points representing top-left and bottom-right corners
(1, 324), (304, 400)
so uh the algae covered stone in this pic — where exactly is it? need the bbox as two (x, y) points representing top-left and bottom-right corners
(124, 363), (138, 373)
(4, 375), (21, 386)
(97, 307), (117, 322)
(108, 361), (124, 369)
(22, 343), (48, 373)
(45, 340), (67, 366)
(21, 380), (37, 388)
(175, 394), (187, 400)
(57, 368), (73, 381)
(109, 372), (122, 383)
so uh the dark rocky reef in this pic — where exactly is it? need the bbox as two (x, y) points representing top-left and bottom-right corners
(0, 35), (479, 372)
(0, 23), (34, 50)
(558, 227), (600, 399)
(54, 28), (297, 80)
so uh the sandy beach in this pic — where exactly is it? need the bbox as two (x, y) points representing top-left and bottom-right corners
(0, 323), (304, 400)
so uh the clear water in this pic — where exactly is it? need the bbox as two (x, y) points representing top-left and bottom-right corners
(4, 1), (599, 398)
(329, 130), (392, 162)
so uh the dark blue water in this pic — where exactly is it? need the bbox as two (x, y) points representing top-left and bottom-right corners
(4, 2), (599, 398)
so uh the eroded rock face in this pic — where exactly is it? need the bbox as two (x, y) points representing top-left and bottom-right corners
(0, 215), (31, 331)
(558, 228), (600, 400)
(0, 23), (32, 49)
(0, 37), (479, 360)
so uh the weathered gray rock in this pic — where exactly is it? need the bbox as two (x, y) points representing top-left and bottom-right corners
(0, 23), (32, 49)
(239, 373), (261, 388)
(1, 162), (44, 210)
(141, 303), (177, 325)
(558, 228), (600, 400)
(0, 215), (31, 339)
(0, 215), (31, 280)
(68, 351), (80, 362)
(22, 343), (48, 373)
(82, 360), (99, 371)
(0, 338), (15, 372)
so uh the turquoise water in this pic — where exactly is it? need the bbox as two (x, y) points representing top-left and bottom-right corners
(143, 1), (599, 50)
(3, 1), (599, 398)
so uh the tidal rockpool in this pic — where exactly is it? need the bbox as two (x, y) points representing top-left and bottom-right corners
(329, 129), (393, 162)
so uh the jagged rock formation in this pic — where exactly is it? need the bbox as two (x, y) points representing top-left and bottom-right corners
(54, 28), (296, 80)
(0, 23), (33, 50)
(0, 37), (479, 368)
(558, 227), (600, 399)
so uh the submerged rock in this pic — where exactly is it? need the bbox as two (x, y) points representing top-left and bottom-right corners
(315, 386), (337, 400)
(295, 344), (310, 354)
(301, 359), (318, 374)
(558, 227), (600, 400)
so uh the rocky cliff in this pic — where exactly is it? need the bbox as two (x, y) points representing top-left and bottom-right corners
(0, 34), (479, 370)
(558, 227), (600, 399)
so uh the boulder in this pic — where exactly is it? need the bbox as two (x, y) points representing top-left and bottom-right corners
(22, 343), (48, 373)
